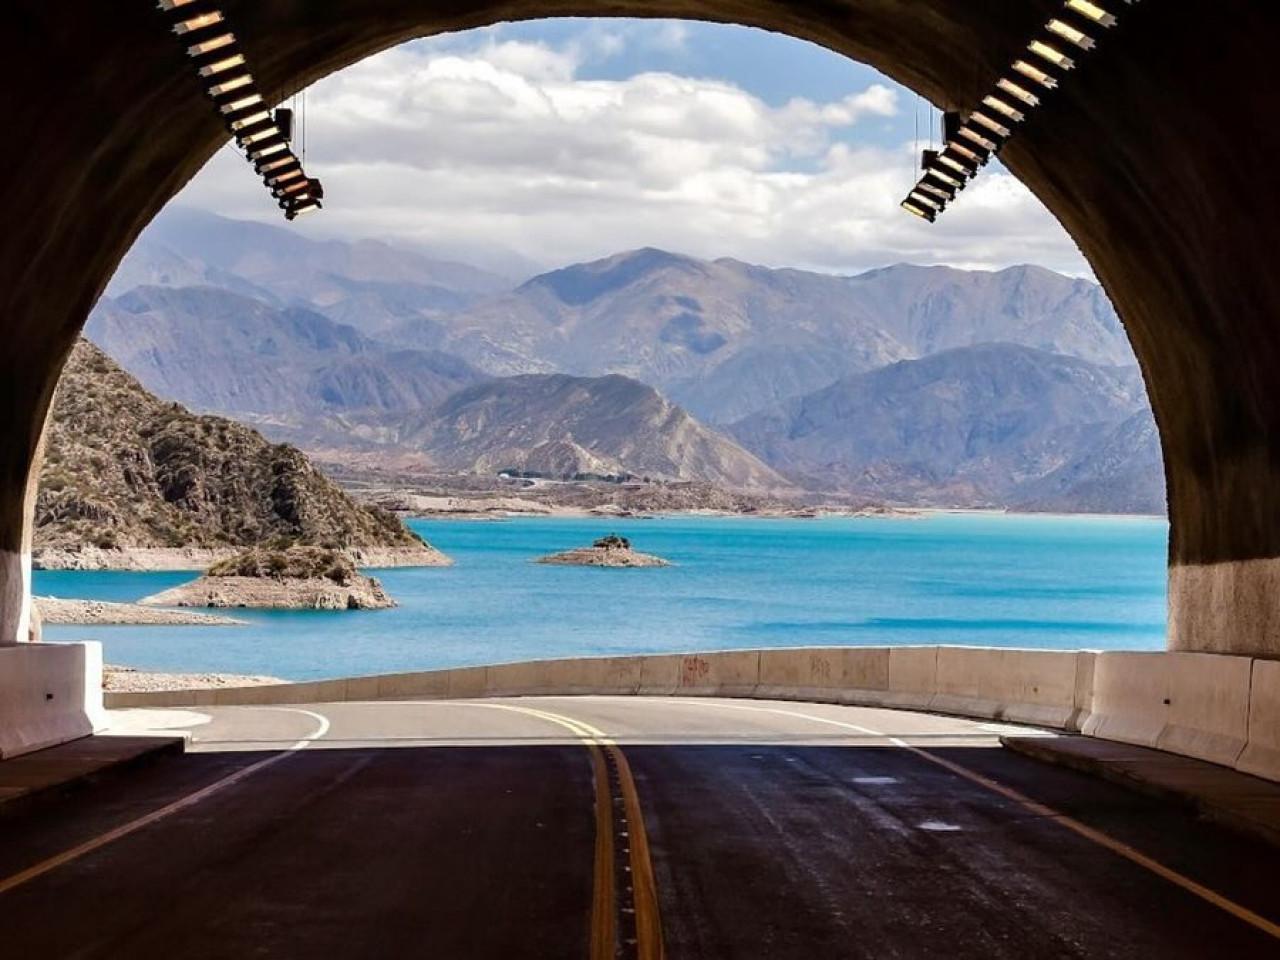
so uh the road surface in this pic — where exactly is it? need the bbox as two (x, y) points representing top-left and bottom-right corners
(1, 696), (1279, 958)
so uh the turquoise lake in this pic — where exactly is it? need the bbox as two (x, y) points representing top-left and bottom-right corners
(37, 513), (1169, 681)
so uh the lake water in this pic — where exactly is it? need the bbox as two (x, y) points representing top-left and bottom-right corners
(37, 513), (1169, 681)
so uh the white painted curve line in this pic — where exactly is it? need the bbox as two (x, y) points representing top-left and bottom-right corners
(0, 706), (330, 898)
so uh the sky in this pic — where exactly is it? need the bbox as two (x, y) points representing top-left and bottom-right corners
(173, 19), (1090, 279)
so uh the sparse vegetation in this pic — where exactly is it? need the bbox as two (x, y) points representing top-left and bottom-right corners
(592, 533), (632, 550)
(35, 340), (435, 556)
(208, 546), (357, 585)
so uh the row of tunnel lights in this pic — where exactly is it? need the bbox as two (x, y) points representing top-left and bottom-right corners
(158, 0), (323, 221)
(901, 0), (1138, 223)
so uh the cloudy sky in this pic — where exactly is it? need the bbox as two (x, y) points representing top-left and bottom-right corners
(174, 19), (1089, 278)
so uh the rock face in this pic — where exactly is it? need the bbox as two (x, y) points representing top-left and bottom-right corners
(141, 547), (396, 610)
(387, 373), (791, 492)
(535, 535), (672, 568)
(1015, 409), (1167, 515)
(35, 341), (450, 569)
(729, 343), (1149, 506)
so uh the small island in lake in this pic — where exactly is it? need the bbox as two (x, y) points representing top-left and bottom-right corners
(535, 534), (672, 568)
(140, 546), (396, 610)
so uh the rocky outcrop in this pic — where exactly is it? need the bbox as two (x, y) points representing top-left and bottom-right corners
(35, 340), (451, 569)
(535, 535), (672, 568)
(140, 546), (397, 610)
(141, 575), (394, 610)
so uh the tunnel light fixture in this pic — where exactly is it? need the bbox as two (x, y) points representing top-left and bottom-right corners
(970, 112), (1012, 138)
(286, 201), (322, 221)
(187, 33), (235, 57)
(172, 12), (223, 34)
(159, 1), (324, 222)
(982, 95), (1025, 123)
(948, 141), (987, 165)
(1066, 0), (1118, 27)
(997, 78), (1041, 107)
(206, 73), (252, 97)
(923, 167), (963, 190)
(916, 183), (953, 203)
(1029, 40), (1076, 70)
(197, 53), (246, 78)
(901, 200), (937, 223)
(958, 126), (999, 152)
(900, 0), (1135, 223)
(908, 193), (943, 214)
(239, 125), (282, 146)
(1012, 60), (1060, 89)
(267, 168), (306, 187)
(935, 153), (974, 177)
(218, 93), (263, 116)
(1047, 19), (1096, 50)
(229, 110), (271, 131)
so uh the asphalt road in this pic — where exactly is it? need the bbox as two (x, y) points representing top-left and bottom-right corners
(2, 697), (1279, 959)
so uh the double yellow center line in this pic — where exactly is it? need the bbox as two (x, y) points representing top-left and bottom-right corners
(473, 704), (666, 960)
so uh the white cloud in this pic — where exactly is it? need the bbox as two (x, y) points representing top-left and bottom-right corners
(173, 35), (1089, 278)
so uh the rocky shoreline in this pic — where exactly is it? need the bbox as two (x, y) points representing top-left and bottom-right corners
(104, 664), (284, 693)
(34, 544), (451, 572)
(140, 574), (396, 611)
(36, 596), (245, 626)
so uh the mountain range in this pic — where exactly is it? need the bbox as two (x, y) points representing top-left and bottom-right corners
(82, 208), (1167, 513)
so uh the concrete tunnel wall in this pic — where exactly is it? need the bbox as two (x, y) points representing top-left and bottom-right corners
(2, 2), (1280, 655)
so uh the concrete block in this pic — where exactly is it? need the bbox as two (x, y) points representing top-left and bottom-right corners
(931, 646), (1079, 727)
(932, 647), (1001, 719)
(375, 669), (451, 700)
(1238, 659), (1280, 782)
(485, 660), (551, 697)
(675, 650), (760, 697)
(594, 656), (645, 694)
(0, 642), (103, 759)
(1082, 651), (1171, 747)
(884, 647), (938, 710)
(448, 666), (487, 699)
(835, 648), (892, 707)
(1072, 652), (1098, 732)
(1155, 653), (1251, 767)
(342, 676), (381, 702)
(636, 655), (682, 695)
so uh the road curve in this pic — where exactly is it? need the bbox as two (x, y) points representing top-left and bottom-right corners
(0, 697), (1278, 959)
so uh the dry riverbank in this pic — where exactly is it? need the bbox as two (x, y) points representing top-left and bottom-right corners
(104, 665), (284, 692)
(36, 597), (245, 626)
(34, 544), (451, 572)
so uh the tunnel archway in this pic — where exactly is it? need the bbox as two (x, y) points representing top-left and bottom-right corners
(3, 1), (1279, 656)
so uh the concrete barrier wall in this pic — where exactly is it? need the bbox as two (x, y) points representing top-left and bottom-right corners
(1082, 650), (1259, 770)
(105, 646), (1096, 733)
(1240, 659), (1280, 782)
(0, 642), (104, 759)
(102, 645), (1280, 785)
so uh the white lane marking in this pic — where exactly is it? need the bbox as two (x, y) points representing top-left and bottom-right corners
(917, 821), (963, 833)
(0, 707), (329, 898)
(851, 777), (899, 786)
(660, 698), (1280, 941)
